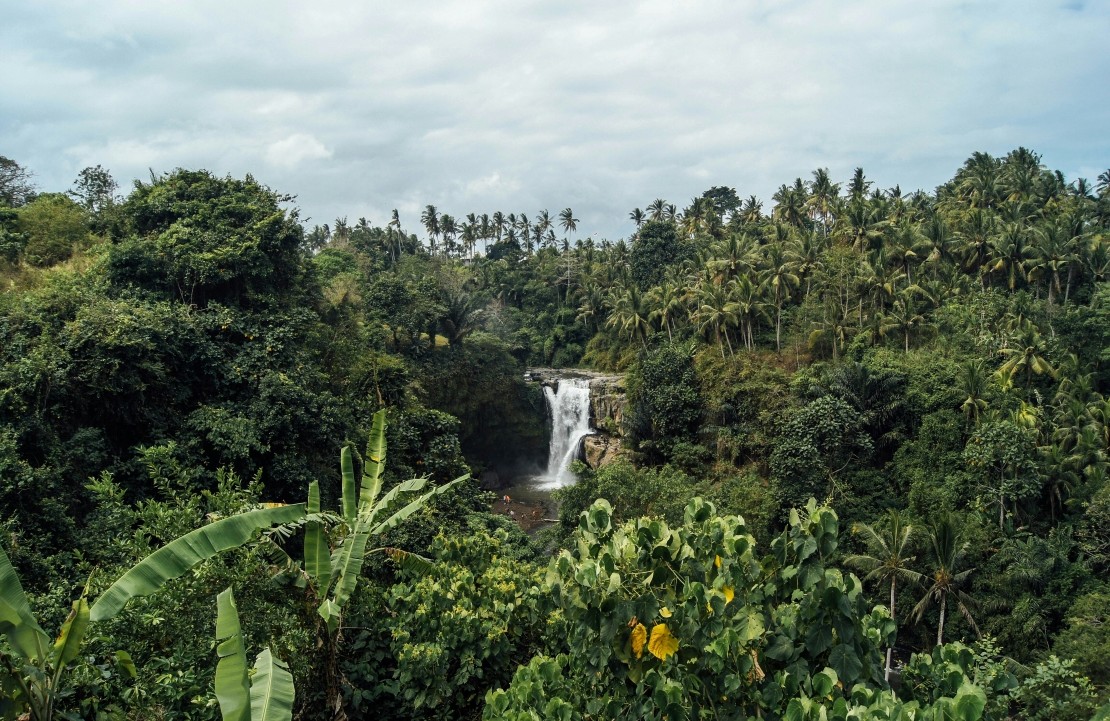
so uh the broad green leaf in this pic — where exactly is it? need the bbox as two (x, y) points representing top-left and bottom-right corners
(812, 667), (838, 697)
(331, 516), (374, 609)
(318, 598), (340, 634)
(304, 482), (329, 594)
(953, 680), (986, 721)
(360, 408), (388, 508)
(735, 607), (764, 644)
(370, 475), (466, 536)
(340, 446), (356, 524)
(828, 644), (864, 684)
(51, 596), (90, 669)
(363, 478), (427, 530)
(91, 503), (306, 621)
(215, 588), (250, 721)
(0, 545), (50, 661)
(114, 650), (137, 679)
(382, 547), (434, 576)
(250, 648), (295, 721)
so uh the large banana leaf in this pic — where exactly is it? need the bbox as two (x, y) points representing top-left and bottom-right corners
(51, 595), (90, 673)
(326, 477), (425, 604)
(91, 503), (307, 622)
(330, 514), (374, 610)
(330, 475), (465, 609)
(0, 545), (49, 661)
(304, 482), (330, 595)
(359, 408), (388, 509)
(340, 446), (357, 524)
(250, 648), (295, 721)
(214, 588), (250, 721)
(370, 475), (467, 536)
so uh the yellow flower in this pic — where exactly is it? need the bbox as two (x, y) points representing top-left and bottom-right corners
(659, 606), (672, 618)
(631, 623), (647, 658)
(715, 555), (722, 569)
(723, 586), (735, 604)
(648, 623), (678, 660)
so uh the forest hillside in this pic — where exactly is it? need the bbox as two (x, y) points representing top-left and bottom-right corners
(0, 150), (1108, 719)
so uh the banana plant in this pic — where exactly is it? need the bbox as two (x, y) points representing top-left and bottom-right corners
(294, 409), (466, 719)
(307, 408), (467, 633)
(0, 547), (135, 721)
(214, 587), (294, 721)
(2, 503), (305, 720)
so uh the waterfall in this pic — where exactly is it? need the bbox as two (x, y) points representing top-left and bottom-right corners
(541, 378), (593, 487)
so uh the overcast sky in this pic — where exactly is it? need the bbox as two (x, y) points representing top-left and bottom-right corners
(3, 1), (1108, 240)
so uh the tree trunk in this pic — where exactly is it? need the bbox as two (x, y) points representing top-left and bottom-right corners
(937, 594), (947, 647)
(886, 579), (897, 682)
(775, 305), (782, 351)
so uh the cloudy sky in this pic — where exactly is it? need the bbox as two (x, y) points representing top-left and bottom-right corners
(3, 1), (1108, 240)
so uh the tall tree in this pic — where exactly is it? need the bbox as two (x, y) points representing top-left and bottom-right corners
(844, 510), (921, 681)
(0, 156), (35, 207)
(421, 204), (440, 255)
(913, 515), (979, 646)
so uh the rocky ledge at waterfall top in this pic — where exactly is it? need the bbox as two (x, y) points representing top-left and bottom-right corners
(525, 368), (626, 434)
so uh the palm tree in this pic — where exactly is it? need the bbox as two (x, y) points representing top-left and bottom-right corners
(740, 195), (763, 224)
(605, 285), (653, 349)
(647, 280), (685, 341)
(958, 359), (991, 426)
(559, 207), (578, 237)
(647, 198), (666, 221)
(421, 205), (440, 255)
(536, 210), (553, 248)
(439, 213), (458, 257)
(844, 509), (921, 682)
(987, 222), (1034, 291)
(847, 167), (873, 202)
(629, 207), (645, 229)
(773, 180), (808, 228)
(728, 275), (769, 351)
(880, 295), (928, 352)
(694, 283), (738, 357)
(997, 321), (1055, 388)
(762, 242), (800, 351)
(955, 208), (997, 287)
(913, 515), (979, 646)
(808, 168), (840, 238)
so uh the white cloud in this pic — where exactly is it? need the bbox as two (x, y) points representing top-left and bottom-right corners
(1, 0), (1107, 239)
(265, 133), (332, 169)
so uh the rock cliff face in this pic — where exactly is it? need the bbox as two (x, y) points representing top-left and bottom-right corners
(583, 433), (622, 468)
(587, 375), (626, 435)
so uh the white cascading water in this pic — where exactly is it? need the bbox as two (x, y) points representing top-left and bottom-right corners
(541, 379), (594, 487)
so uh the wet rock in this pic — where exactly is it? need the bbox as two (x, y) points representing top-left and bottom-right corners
(583, 433), (622, 469)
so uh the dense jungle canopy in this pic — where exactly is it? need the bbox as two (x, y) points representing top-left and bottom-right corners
(1, 149), (1109, 720)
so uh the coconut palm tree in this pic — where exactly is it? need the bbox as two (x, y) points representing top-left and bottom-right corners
(694, 282), (738, 357)
(997, 321), (1055, 388)
(844, 509), (921, 682)
(559, 207), (579, 237)
(808, 167), (840, 238)
(605, 284), (653, 349)
(959, 359), (991, 426)
(913, 514), (979, 646)
(762, 242), (800, 351)
(647, 198), (667, 221)
(988, 222), (1034, 291)
(647, 280), (685, 342)
(421, 205), (440, 255)
(629, 207), (646, 229)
